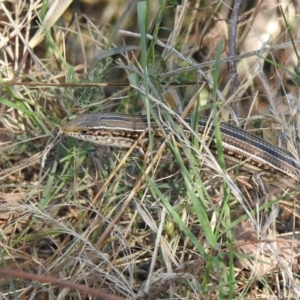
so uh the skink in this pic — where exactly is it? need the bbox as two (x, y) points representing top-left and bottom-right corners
(61, 112), (300, 182)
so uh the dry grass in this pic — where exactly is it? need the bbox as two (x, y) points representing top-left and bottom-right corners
(1, 0), (300, 299)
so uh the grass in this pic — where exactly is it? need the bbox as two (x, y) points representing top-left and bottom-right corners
(1, 0), (300, 299)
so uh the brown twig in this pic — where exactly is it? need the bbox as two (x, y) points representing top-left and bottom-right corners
(95, 138), (168, 249)
(228, 0), (243, 119)
(0, 267), (125, 300)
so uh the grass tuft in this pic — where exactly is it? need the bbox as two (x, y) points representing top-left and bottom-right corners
(1, 1), (300, 299)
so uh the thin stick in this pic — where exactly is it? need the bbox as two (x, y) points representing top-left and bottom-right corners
(95, 139), (168, 249)
(228, 0), (243, 118)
